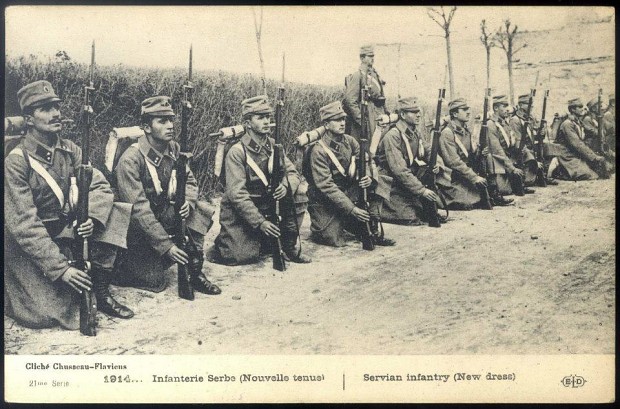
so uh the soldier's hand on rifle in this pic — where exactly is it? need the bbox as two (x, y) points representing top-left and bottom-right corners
(76, 218), (94, 238)
(166, 245), (189, 265)
(481, 146), (490, 157)
(537, 161), (544, 169)
(61, 266), (92, 293)
(359, 175), (372, 189)
(260, 221), (281, 238)
(179, 201), (191, 219)
(273, 184), (287, 200)
(512, 168), (525, 177)
(432, 165), (441, 175)
(474, 175), (488, 187)
(421, 188), (440, 203)
(351, 207), (370, 223)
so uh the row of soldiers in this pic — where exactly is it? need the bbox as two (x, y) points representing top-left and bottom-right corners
(4, 44), (615, 332)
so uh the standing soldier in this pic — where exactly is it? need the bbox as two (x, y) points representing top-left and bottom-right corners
(213, 96), (311, 265)
(303, 101), (395, 246)
(552, 98), (610, 180)
(438, 98), (513, 208)
(4, 80), (134, 330)
(343, 44), (387, 141)
(115, 96), (221, 295)
(486, 95), (526, 195)
(374, 97), (444, 224)
(508, 93), (539, 191)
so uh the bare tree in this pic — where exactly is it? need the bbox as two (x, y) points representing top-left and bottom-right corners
(495, 19), (527, 105)
(252, 7), (267, 95)
(480, 19), (496, 90)
(427, 6), (457, 98)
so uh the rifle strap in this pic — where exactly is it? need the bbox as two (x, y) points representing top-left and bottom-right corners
(245, 151), (270, 187)
(132, 143), (164, 195)
(452, 134), (469, 159)
(317, 139), (346, 176)
(490, 119), (513, 147)
(9, 148), (65, 207)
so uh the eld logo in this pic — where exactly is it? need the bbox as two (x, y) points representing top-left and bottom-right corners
(561, 375), (587, 388)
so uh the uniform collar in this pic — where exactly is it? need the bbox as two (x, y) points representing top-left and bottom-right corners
(491, 113), (507, 126)
(449, 119), (469, 135)
(515, 109), (529, 121)
(22, 131), (71, 165)
(396, 120), (418, 139)
(138, 135), (176, 167)
(242, 129), (272, 154)
(323, 131), (346, 152)
(567, 113), (583, 125)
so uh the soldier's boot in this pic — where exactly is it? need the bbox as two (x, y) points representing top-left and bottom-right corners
(370, 218), (396, 246)
(92, 268), (134, 319)
(488, 184), (514, 207)
(188, 250), (221, 295)
(282, 232), (312, 263)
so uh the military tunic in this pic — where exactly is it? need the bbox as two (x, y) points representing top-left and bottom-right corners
(374, 121), (438, 223)
(115, 136), (214, 291)
(508, 112), (539, 185)
(553, 114), (600, 180)
(487, 114), (519, 195)
(4, 132), (131, 329)
(214, 131), (302, 265)
(343, 65), (387, 140)
(437, 120), (484, 207)
(304, 131), (386, 246)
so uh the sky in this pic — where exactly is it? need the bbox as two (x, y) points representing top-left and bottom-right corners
(5, 6), (614, 88)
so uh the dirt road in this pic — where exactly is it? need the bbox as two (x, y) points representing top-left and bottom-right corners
(4, 176), (615, 355)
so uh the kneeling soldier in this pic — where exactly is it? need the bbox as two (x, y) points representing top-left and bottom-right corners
(374, 97), (446, 224)
(303, 101), (395, 246)
(553, 98), (611, 180)
(213, 96), (311, 265)
(115, 96), (221, 295)
(486, 95), (527, 195)
(508, 94), (541, 192)
(4, 81), (134, 330)
(438, 98), (513, 208)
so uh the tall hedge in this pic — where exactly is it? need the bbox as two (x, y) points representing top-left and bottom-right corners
(5, 55), (343, 197)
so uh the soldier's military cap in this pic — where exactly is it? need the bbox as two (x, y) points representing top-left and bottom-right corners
(319, 101), (347, 122)
(448, 98), (469, 111)
(567, 98), (584, 108)
(586, 97), (600, 112)
(360, 44), (374, 56)
(141, 96), (175, 117)
(242, 95), (273, 117)
(18, 80), (62, 111)
(396, 97), (421, 113)
(517, 94), (531, 105)
(492, 95), (509, 106)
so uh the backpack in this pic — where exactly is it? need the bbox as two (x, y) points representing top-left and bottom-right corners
(4, 116), (27, 157)
(212, 124), (247, 187)
(103, 126), (145, 189)
(549, 113), (569, 142)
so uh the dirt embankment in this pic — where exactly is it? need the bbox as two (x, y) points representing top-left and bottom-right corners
(5, 176), (615, 355)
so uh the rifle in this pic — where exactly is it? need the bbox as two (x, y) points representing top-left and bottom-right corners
(475, 88), (493, 210)
(268, 84), (287, 271)
(357, 86), (375, 251)
(175, 46), (195, 300)
(73, 41), (97, 336)
(595, 88), (610, 179)
(420, 88), (448, 227)
(534, 90), (549, 187)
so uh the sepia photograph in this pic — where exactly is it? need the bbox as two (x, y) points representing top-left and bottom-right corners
(3, 4), (615, 404)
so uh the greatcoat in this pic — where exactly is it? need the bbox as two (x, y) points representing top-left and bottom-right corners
(4, 132), (131, 329)
(214, 131), (303, 265)
(115, 136), (214, 291)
